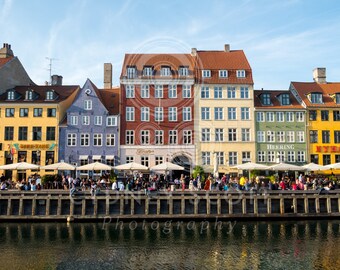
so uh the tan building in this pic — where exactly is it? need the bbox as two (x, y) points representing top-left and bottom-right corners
(193, 44), (255, 176)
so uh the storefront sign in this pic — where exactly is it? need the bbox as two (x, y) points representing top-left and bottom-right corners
(19, 144), (52, 150)
(315, 146), (340, 153)
(266, 144), (295, 150)
(136, 149), (155, 155)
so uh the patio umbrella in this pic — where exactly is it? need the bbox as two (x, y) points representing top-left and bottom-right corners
(231, 162), (269, 170)
(40, 161), (76, 170)
(301, 162), (327, 171)
(150, 162), (184, 171)
(76, 162), (113, 171)
(323, 162), (340, 170)
(114, 162), (148, 171)
(268, 162), (305, 171)
(0, 162), (40, 170)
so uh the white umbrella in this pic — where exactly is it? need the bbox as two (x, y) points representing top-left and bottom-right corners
(0, 162), (40, 170)
(41, 161), (76, 170)
(323, 162), (340, 170)
(302, 162), (327, 171)
(76, 161), (112, 171)
(231, 162), (269, 170)
(114, 162), (148, 171)
(150, 162), (184, 171)
(268, 162), (305, 171)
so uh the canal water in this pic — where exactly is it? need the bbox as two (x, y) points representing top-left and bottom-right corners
(0, 220), (339, 269)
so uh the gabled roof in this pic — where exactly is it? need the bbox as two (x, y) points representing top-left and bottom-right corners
(254, 90), (304, 109)
(291, 82), (340, 107)
(97, 87), (120, 115)
(0, 56), (14, 68)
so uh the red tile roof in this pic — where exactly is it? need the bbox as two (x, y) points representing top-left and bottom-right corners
(97, 87), (120, 115)
(254, 90), (304, 109)
(0, 56), (14, 68)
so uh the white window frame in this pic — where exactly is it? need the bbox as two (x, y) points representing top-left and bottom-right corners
(126, 107), (135, 121)
(70, 116), (78, 126)
(202, 152), (211, 165)
(126, 85), (135, 98)
(215, 128), (224, 142)
(267, 151), (275, 163)
(183, 107), (191, 121)
(219, 70), (228, 78)
(106, 134), (115, 146)
(277, 131), (285, 143)
(143, 67), (152, 76)
(155, 85), (163, 98)
(168, 84), (177, 98)
(155, 107), (164, 122)
(155, 130), (164, 145)
(169, 130), (177, 145)
(67, 133), (77, 146)
(106, 116), (117, 126)
(296, 112), (304, 122)
(286, 112), (294, 122)
(182, 85), (191, 98)
(140, 130), (150, 145)
(183, 130), (192, 144)
(82, 115), (90, 125)
(141, 84), (150, 98)
(297, 131), (305, 142)
(241, 107), (250, 120)
(141, 107), (150, 122)
(266, 112), (274, 122)
(179, 67), (189, 77)
(168, 107), (177, 121)
(161, 67), (171, 76)
(241, 128), (250, 142)
(201, 87), (209, 98)
(201, 128), (210, 142)
(93, 133), (102, 146)
(214, 86), (223, 99)
(80, 133), (90, 147)
(227, 87), (236, 99)
(214, 107), (224, 120)
(94, 116), (102, 126)
(276, 112), (284, 122)
(286, 131), (295, 143)
(126, 130), (134, 145)
(256, 112), (264, 122)
(84, 100), (92, 110)
(240, 87), (249, 99)
(202, 70), (211, 78)
(257, 131), (265, 142)
(228, 107), (236, 120)
(267, 131), (275, 142)
(236, 70), (246, 78)
(258, 151), (265, 162)
(201, 107), (210, 120)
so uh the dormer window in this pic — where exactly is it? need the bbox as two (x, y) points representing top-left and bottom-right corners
(219, 70), (228, 78)
(335, 93), (340, 104)
(202, 70), (211, 78)
(280, 93), (291, 105)
(127, 66), (136, 79)
(261, 93), (271, 105)
(143, 66), (153, 76)
(25, 90), (33, 100)
(46, 90), (55, 100)
(179, 66), (189, 76)
(160, 66), (171, 76)
(310, 92), (323, 104)
(236, 70), (246, 78)
(7, 90), (15, 100)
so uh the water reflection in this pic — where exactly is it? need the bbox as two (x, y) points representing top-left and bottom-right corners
(0, 220), (339, 269)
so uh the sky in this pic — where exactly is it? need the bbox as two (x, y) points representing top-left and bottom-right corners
(1, 0), (340, 90)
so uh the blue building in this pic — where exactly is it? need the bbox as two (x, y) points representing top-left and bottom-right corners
(59, 79), (120, 178)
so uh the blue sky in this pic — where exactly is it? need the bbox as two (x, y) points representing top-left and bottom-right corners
(1, 0), (340, 89)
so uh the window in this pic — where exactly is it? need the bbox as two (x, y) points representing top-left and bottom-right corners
(241, 107), (250, 120)
(310, 130), (318, 143)
(228, 128), (237, 142)
(214, 107), (223, 120)
(155, 130), (164, 145)
(311, 154), (318, 164)
(202, 70), (211, 77)
(46, 127), (55, 140)
(266, 112), (274, 122)
(155, 85), (163, 98)
(201, 87), (209, 98)
(286, 112), (294, 122)
(336, 155), (340, 163)
(227, 87), (236, 98)
(155, 156), (163, 165)
(20, 108), (28, 117)
(126, 130), (134, 145)
(168, 85), (177, 98)
(47, 108), (56, 117)
(297, 151), (305, 162)
(215, 128), (224, 142)
(5, 108), (14, 117)
(106, 158), (115, 167)
(214, 86), (222, 99)
(261, 93), (271, 105)
(296, 131), (305, 142)
(256, 112), (264, 122)
(141, 107), (150, 121)
(126, 107), (135, 121)
(257, 131), (265, 142)
(240, 87), (249, 99)
(323, 154), (331, 165)
(126, 85), (135, 98)
(82, 116), (90, 125)
(93, 134), (102, 146)
(322, 130), (330, 143)
(236, 70), (245, 78)
(106, 134), (115, 146)
(169, 130), (177, 144)
(161, 66), (171, 76)
(106, 116), (117, 126)
(241, 128), (250, 142)
(267, 151), (275, 163)
(228, 107), (236, 120)
(140, 130), (150, 145)
(334, 131), (340, 143)
(242, 152), (251, 163)
(7, 91), (15, 100)
(127, 66), (136, 78)
(321, 110), (329, 121)
(182, 85), (191, 98)
(287, 151), (295, 163)
(228, 152), (237, 166)
(69, 116), (78, 125)
(309, 110), (317, 121)
(143, 66), (153, 76)
(34, 108), (42, 117)
(258, 151), (265, 162)
(155, 107), (164, 122)
(179, 67), (189, 76)
(84, 100), (92, 110)
(267, 131), (275, 142)
(80, 133), (90, 146)
(141, 156), (149, 167)
(280, 94), (290, 105)
(286, 131), (295, 143)
(277, 131), (285, 142)
(276, 112), (284, 122)
(183, 107), (191, 121)
(67, 133), (76, 146)
(18, 127), (28, 140)
(46, 91), (54, 100)
(219, 70), (228, 78)
(126, 156), (134, 163)
(94, 116), (102, 126)
(336, 94), (340, 104)
(217, 152), (224, 165)
(296, 112), (304, 122)
(202, 152), (211, 165)
(201, 107), (210, 120)
(183, 130), (192, 144)
(310, 93), (323, 104)
(32, 127), (42, 141)
(5, 127), (14, 141)
(141, 85), (150, 98)
(201, 128), (210, 142)
(333, 111), (340, 121)
(277, 151), (285, 162)
(168, 107), (177, 121)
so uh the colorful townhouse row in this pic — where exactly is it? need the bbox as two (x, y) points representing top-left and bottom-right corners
(0, 42), (339, 179)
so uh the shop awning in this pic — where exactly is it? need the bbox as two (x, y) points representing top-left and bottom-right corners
(79, 155), (88, 160)
(105, 155), (115, 160)
(92, 155), (102, 160)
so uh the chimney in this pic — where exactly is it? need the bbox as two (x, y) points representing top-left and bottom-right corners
(0, 43), (14, 58)
(104, 63), (112, 89)
(191, 48), (197, 57)
(224, 44), (230, 52)
(51, 75), (63, 86)
(313, 68), (326, 84)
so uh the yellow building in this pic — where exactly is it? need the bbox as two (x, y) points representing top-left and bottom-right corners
(193, 45), (255, 175)
(0, 84), (79, 180)
(290, 68), (340, 166)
